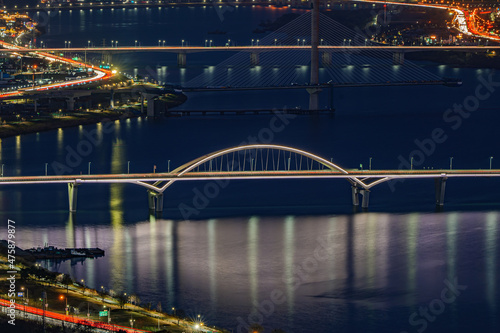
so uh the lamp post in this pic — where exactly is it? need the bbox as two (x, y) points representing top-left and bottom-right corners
(158, 39), (161, 47)
(369, 157), (372, 171)
(205, 39), (208, 47)
(450, 157), (453, 170)
(181, 39), (185, 47)
(411, 157), (414, 170)
(490, 156), (494, 170)
(88, 40), (91, 48)
(88, 162), (91, 175)
(209, 40), (213, 47)
(45, 163), (48, 176)
(135, 40), (138, 47)
(127, 161), (130, 174)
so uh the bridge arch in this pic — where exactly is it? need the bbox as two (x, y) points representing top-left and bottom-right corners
(136, 144), (366, 193)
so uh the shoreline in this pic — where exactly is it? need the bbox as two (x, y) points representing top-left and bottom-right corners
(0, 111), (140, 139)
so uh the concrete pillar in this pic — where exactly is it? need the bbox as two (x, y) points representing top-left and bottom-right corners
(102, 52), (112, 65)
(177, 53), (186, 67)
(351, 185), (359, 206)
(68, 183), (79, 213)
(140, 93), (145, 114)
(147, 96), (156, 117)
(155, 194), (164, 213)
(360, 189), (370, 209)
(392, 52), (405, 65)
(435, 177), (447, 206)
(250, 52), (259, 66)
(66, 97), (75, 111)
(110, 89), (115, 109)
(321, 52), (332, 67)
(309, 0), (320, 111)
(148, 191), (156, 211)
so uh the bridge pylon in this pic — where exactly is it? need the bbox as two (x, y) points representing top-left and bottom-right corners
(308, 0), (320, 111)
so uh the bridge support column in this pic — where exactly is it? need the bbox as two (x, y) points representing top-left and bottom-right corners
(307, 87), (322, 111)
(392, 52), (405, 65)
(66, 97), (75, 111)
(351, 185), (360, 206)
(250, 52), (259, 66)
(68, 183), (79, 213)
(148, 191), (156, 211)
(177, 53), (186, 67)
(360, 189), (370, 209)
(148, 191), (164, 214)
(321, 52), (332, 67)
(156, 194), (164, 213)
(102, 52), (112, 65)
(435, 177), (447, 206)
(110, 89), (115, 109)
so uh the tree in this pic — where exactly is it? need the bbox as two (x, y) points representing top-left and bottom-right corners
(156, 302), (162, 313)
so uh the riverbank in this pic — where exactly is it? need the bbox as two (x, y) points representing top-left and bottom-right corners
(0, 240), (225, 333)
(0, 110), (139, 139)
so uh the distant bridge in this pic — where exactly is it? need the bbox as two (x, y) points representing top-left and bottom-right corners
(4, 45), (497, 66)
(0, 145), (498, 214)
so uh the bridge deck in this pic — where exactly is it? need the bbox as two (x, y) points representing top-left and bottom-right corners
(1, 169), (500, 185)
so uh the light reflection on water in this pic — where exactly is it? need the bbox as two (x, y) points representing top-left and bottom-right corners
(11, 212), (499, 332)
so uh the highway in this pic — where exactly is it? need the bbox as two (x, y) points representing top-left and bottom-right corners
(0, 298), (150, 333)
(0, 41), (114, 100)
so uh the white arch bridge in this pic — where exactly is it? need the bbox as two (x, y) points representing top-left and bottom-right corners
(1, 144), (499, 213)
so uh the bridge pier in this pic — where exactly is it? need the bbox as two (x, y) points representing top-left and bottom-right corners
(351, 185), (360, 206)
(66, 97), (75, 111)
(360, 189), (370, 209)
(68, 183), (79, 213)
(110, 89), (115, 109)
(435, 177), (447, 206)
(250, 52), (259, 66)
(177, 53), (186, 67)
(148, 191), (164, 214)
(392, 52), (405, 65)
(102, 52), (112, 65)
(321, 52), (332, 67)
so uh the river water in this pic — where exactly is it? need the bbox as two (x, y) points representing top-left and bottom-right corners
(0, 5), (498, 333)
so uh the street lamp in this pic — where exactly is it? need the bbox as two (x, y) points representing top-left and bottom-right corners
(490, 156), (494, 170)
(369, 157), (372, 171)
(135, 40), (138, 47)
(450, 157), (453, 170)
(88, 162), (91, 175)
(256, 39), (259, 46)
(297, 38), (300, 46)
(209, 39), (213, 47)
(60, 295), (68, 315)
(274, 38), (277, 46)
(181, 39), (185, 47)
(227, 39), (231, 46)
(158, 39), (161, 47)
(127, 161), (130, 174)
(205, 39), (208, 47)
(88, 40), (91, 48)
(162, 40), (165, 47)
